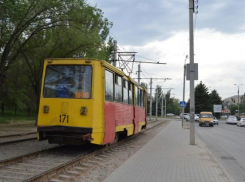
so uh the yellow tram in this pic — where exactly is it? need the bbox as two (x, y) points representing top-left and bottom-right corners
(37, 59), (147, 145)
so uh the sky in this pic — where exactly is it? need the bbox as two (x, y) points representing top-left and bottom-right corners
(87, 0), (245, 101)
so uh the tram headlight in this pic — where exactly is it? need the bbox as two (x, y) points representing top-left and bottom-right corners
(80, 106), (87, 115)
(43, 105), (50, 113)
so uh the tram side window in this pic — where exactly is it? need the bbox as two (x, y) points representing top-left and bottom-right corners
(128, 82), (133, 105)
(135, 87), (138, 106)
(123, 80), (129, 104)
(115, 75), (123, 102)
(137, 88), (141, 106)
(140, 90), (144, 107)
(105, 70), (114, 101)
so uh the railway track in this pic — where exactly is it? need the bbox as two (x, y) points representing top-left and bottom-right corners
(0, 132), (37, 145)
(0, 120), (166, 182)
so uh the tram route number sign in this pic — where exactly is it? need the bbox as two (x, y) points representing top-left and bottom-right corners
(179, 101), (186, 108)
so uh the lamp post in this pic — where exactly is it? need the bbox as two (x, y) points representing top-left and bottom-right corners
(234, 84), (243, 116)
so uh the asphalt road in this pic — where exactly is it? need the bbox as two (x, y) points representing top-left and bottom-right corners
(196, 119), (245, 182)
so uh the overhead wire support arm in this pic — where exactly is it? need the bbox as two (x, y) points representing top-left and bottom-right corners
(123, 61), (166, 64)
(135, 78), (171, 80)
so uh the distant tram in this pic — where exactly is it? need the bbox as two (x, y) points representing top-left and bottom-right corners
(37, 59), (147, 145)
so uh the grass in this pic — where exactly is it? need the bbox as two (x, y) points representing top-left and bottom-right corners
(0, 110), (36, 125)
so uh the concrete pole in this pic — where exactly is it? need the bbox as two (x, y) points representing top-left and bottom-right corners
(165, 95), (166, 117)
(138, 64), (141, 84)
(113, 40), (117, 67)
(150, 78), (153, 121)
(238, 88), (240, 116)
(189, 0), (195, 145)
(161, 95), (163, 118)
(155, 91), (158, 121)
(182, 62), (186, 128)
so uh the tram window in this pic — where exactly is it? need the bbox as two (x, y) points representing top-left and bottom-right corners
(128, 82), (133, 105)
(105, 70), (114, 101)
(43, 65), (92, 99)
(115, 75), (122, 102)
(137, 88), (141, 106)
(135, 87), (138, 106)
(123, 80), (128, 104)
(141, 91), (144, 107)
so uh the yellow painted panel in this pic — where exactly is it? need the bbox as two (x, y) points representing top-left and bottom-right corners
(126, 124), (134, 136)
(91, 132), (104, 145)
(116, 125), (126, 132)
(139, 121), (146, 132)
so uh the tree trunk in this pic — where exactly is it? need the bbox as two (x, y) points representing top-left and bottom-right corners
(27, 107), (31, 117)
(1, 102), (4, 117)
(34, 84), (40, 126)
(15, 105), (17, 117)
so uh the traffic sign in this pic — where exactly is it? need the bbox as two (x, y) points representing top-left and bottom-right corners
(179, 101), (186, 108)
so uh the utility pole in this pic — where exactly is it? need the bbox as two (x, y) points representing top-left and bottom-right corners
(165, 95), (166, 117)
(234, 84), (243, 116)
(150, 78), (153, 121)
(189, 0), (195, 145)
(161, 94), (166, 118)
(155, 91), (158, 121)
(137, 64), (141, 84)
(182, 55), (188, 128)
(113, 40), (117, 67)
(161, 95), (163, 118)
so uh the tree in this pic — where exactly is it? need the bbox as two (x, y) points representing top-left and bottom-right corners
(195, 81), (210, 113)
(0, 0), (113, 119)
(0, 0), (113, 85)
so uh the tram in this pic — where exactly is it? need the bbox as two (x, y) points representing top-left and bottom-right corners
(37, 59), (147, 145)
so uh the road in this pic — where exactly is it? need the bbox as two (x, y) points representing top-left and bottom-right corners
(196, 119), (245, 182)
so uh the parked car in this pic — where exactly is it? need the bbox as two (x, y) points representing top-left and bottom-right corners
(195, 114), (199, 122)
(180, 113), (188, 119)
(213, 117), (219, 125)
(221, 115), (228, 119)
(237, 117), (245, 127)
(226, 116), (238, 124)
(167, 113), (174, 116)
(184, 114), (190, 121)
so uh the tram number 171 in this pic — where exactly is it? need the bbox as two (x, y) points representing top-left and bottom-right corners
(60, 114), (69, 123)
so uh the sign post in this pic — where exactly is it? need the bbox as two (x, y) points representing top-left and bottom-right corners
(180, 101), (186, 127)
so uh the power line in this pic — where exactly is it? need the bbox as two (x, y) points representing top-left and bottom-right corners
(136, 55), (158, 62)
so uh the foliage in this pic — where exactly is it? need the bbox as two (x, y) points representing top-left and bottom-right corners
(150, 86), (180, 116)
(0, 0), (113, 118)
(186, 81), (222, 114)
(194, 81), (210, 113)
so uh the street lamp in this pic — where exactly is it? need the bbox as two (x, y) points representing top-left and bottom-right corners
(234, 84), (243, 116)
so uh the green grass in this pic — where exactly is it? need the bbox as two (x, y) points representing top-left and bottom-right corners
(0, 110), (36, 125)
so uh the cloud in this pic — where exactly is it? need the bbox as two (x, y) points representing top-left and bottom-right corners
(123, 29), (245, 100)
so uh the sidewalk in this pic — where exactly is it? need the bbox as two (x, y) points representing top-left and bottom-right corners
(103, 120), (235, 182)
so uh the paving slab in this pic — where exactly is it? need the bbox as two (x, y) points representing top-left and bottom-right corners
(103, 120), (235, 182)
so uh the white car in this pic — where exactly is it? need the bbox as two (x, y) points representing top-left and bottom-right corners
(167, 113), (174, 116)
(237, 117), (245, 127)
(226, 116), (238, 124)
(195, 114), (199, 122)
(184, 114), (190, 121)
(213, 117), (219, 125)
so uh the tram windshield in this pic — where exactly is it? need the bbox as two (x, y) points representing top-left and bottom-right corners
(43, 65), (92, 99)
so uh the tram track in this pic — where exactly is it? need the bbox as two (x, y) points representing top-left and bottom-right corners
(0, 132), (37, 146)
(0, 119), (167, 182)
